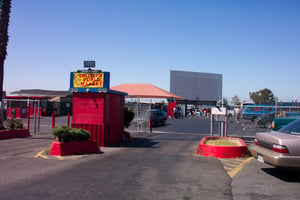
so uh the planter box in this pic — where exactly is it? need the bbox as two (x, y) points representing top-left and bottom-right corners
(0, 129), (31, 140)
(196, 136), (249, 158)
(49, 140), (100, 156)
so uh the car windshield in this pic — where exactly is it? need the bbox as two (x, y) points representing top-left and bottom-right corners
(279, 119), (300, 135)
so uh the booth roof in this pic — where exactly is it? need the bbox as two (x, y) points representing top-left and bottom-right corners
(10, 89), (71, 97)
(110, 83), (184, 100)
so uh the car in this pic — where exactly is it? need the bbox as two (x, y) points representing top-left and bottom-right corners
(271, 113), (300, 131)
(249, 119), (300, 168)
(149, 109), (167, 126)
(242, 105), (275, 122)
(255, 112), (275, 129)
(255, 112), (300, 130)
(132, 109), (167, 127)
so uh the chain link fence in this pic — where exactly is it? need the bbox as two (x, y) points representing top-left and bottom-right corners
(3, 99), (42, 133)
(125, 102), (152, 134)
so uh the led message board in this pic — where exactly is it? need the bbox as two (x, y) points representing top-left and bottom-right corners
(70, 71), (110, 93)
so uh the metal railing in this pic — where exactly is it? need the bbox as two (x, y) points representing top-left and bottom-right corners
(125, 102), (151, 133)
(3, 99), (41, 134)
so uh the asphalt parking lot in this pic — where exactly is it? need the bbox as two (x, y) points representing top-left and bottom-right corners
(0, 116), (299, 200)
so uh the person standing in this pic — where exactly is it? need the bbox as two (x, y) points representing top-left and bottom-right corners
(234, 106), (241, 123)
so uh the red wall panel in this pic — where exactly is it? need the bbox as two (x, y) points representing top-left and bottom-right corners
(71, 92), (125, 147)
(72, 93), (104, 124)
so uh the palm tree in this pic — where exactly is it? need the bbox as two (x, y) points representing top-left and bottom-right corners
(0, 0), (12, 128)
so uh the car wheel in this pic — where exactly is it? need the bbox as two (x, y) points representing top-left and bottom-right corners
(251, 116), (257, 123)
(161, 119), (166, 126)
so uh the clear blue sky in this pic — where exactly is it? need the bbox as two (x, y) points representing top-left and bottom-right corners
(4, 0), (300, 102)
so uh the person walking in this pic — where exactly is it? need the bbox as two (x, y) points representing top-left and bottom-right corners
(234, 106), (241, 123)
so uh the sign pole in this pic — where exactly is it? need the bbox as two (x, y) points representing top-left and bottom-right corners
(210, 114), (213, 136)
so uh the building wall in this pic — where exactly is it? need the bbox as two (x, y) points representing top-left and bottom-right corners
(170, 70), (222, 102)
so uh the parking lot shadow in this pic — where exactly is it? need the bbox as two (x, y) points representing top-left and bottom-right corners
(262, 167), (300, 182)
(239, 136), (255, 144)
(111, 137), (160, 149)
(25, 136), (53, 140)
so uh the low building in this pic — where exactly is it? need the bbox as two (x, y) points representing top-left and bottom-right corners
(6, 89), (72, 117)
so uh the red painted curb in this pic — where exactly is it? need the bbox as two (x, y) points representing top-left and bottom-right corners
(0, 129), (31, 140)
(196, 136), (249, 159)
(49, 140), (100, 156)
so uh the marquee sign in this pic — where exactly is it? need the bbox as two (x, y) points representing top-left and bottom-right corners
(70, 70), (110, 93)
(73, 72), (104, 88)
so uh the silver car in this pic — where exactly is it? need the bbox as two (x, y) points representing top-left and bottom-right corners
(249, 119), (300, 168)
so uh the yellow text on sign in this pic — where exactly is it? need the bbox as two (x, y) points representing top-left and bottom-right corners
(73, 73), (104, 88)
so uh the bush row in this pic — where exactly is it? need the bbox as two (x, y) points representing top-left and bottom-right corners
(5, 118), (24, 130)
(52, 126), (92, 142)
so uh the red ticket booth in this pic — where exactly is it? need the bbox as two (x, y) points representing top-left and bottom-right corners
(69, 69), (127, 147)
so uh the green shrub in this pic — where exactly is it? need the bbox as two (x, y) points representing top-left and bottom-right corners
(71, 128), (92, 141)
(124, 106), (135, 128)
(5, 118), (24, 130)
(52, 126), (72, 142)
(52, 126), (91, 142)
